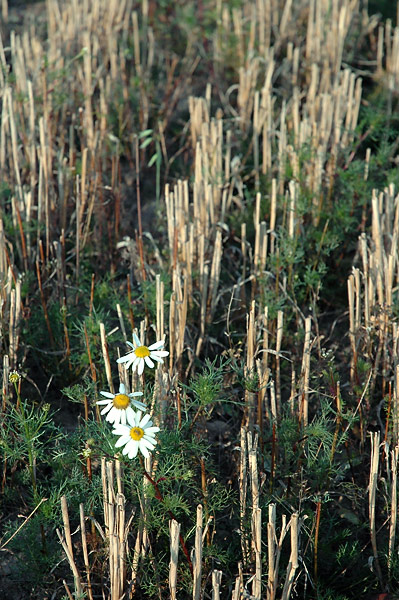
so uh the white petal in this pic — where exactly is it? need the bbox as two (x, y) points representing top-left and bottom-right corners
(125, 411), (137, 427)
(119, 383), (126, 394)
(126, 406), (134, 421)
(129, 391), (143, 397)
(115, 435), (131, 448)
(139, 413), (152, 427)
(128, 441), (139, 459)
(137, 359), (145, 375)
(151, 350), (169, 358)
(150, 354), (164, 364)
(112, 424), (130, 435)
(122, 441), (133, 456)
(117, 353), (134, 364)
(148, 340), (165, 350)
(140, 437), (156, 450)
(133, 333), (141, 347)
(106, 408), (118, 424)
(127, 357), (138, 370)
(100, 404), (113, 415)
(120, 410), (127, 425)
(100, 391), (115, 399)
(126, 340), (135, 349)
(120, 355), (135, 371)
(131, 356), (141, 372)
(144, 356), (155, 368)
(97, 399), (112, 405)
(139, 442), (150, 458)
(144, 426), (160, 434)
(132, 398), (147, 411)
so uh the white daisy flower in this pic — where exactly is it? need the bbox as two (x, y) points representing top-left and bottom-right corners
(97, 383), (146, 426)
(116, 332), (169, 375)
(112, 410), (160, 459)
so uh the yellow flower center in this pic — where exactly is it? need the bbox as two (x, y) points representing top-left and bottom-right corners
(113, 393), (130, 410)
(130, 426), (144, 441)
(135, 345), (150, 358)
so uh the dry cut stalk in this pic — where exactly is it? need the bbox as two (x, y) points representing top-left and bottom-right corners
(212, 570), (222, 600)
(192, 504), (203, 600)
(369, 431), (383, 585)
(100, 322), (114, 393)
(300, 317), (311, 427)
(2, 354), (9, 412)
(394, 364), (399, 446)
(275, 310), (283, 418)
(105, 460), (132, 599)
(59, 496), (83, 597)
(239, 427), (249, 565)
(245, 301), (257, 428)
(267, 504), (289, 600)
(281, 513), (299, 600)
(389, 445), (399, 572)
(251, 507), (262, 600)
(79, 504), (94, 600)
(169, 519), (181, 600)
